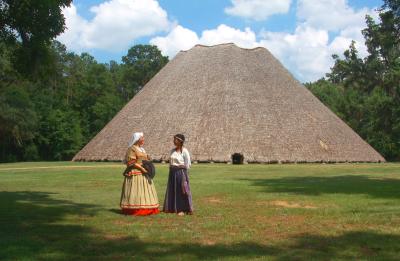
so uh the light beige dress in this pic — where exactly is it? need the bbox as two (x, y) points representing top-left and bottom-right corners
(120, 145), (159, 214)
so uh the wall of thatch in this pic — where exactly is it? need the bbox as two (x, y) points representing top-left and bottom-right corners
(73, 43), (385, 163)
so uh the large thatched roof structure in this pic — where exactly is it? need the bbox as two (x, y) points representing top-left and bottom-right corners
(73, 43), (384, 163)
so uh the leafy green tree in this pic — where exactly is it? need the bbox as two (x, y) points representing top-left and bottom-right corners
(363, 88), (399, 158)
(121, 44), (168, 100)
(305, 80), (345, 118)
(91, 93), (124, 134)
(0, 41), (15, 81)
(0, 0), (72, 77)
(38, 108), (83, 160)
(0, 83), (38, 162)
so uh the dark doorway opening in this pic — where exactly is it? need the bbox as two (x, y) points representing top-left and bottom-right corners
(232, 153), (244, 164)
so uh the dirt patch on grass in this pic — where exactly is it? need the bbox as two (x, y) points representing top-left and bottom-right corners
(92, 181), (107, 187)
(267, 200), (317, 209)
(360, 246), (380, 256)
(203, 196), (224, 204)
(253, 215), (320, 241)
(201, 239), (217, 246)
(257, 214), (307, 225)
(104, 234), (127, 240)
(77, 215), (91, 221)
(113, 220), (132, 226)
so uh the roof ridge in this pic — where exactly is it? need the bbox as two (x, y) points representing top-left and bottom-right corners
(179, 43), (266, 53)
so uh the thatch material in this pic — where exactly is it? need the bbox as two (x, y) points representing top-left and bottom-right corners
(73, 43), (385, 163)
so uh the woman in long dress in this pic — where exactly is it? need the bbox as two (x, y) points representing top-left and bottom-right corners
(163, 134), (193, 215)
(120, 132), (160, 216)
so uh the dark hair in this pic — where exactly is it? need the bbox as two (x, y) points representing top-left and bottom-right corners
(174, 134), (185, 143)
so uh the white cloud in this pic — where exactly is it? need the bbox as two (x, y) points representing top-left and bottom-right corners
(297, 0), (375, 31)
(261, 0), (379, 81)
(200, 24), (258, 48)
(333, 26), (369, 56)
(225, 0), (292, 21)
(58, 0), (171, 52)
(58, 4), (89, 51)
(258, 22), (375, 82)
(150, 24), (259, 58)
(259, 26), (332, 82)
(150, 25), (199, 58)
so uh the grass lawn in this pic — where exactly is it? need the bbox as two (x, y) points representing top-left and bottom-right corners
(1, 162), (400, 260)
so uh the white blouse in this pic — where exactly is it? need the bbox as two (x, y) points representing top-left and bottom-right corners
(170, 148), (191, 169)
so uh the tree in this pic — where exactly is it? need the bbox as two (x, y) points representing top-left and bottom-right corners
(0, 12), (168, 162)
(38, 108), (83, 160)
(0, 0), (72, 77)
(0, 83), (38, 162)
(121, 45), (168, 100)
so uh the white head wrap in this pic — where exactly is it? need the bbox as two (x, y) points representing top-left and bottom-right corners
(128, 132), (143, 147)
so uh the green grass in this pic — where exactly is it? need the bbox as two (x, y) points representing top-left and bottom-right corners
(1, 162), (400, 260)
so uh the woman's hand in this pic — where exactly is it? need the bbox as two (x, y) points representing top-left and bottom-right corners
(134, 163), (147, 174)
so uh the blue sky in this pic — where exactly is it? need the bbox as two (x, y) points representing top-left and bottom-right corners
(58, 0), (383, 82)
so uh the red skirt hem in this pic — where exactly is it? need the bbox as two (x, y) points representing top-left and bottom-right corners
(122, 208), (160, 216)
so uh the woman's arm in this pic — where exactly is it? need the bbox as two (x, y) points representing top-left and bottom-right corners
(134, 163), (147, 173)
(126, 149), (147, 173)
(183, 148), (191, 169)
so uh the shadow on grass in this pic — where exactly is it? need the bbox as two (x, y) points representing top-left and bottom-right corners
(1, 191), (399, 260)
(241, 175), (400, 199)
(275, 231), (400, 261)
(108, 208), (122, 215)
(0, 191), (98, 260)
(85, 231), (400, 260)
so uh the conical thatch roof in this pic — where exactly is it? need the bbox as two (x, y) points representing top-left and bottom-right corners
(73, 43), (385, 163)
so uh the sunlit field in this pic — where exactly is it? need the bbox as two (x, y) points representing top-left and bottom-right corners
(1, 162), (400, 260)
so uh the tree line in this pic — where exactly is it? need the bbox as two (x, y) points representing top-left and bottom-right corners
(306, 0), (399, 161)
(0, 0), (399, 162)
(0, 1), (168, 162)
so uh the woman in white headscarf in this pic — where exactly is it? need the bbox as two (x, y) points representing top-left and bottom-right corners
(120, 132), (160, 215)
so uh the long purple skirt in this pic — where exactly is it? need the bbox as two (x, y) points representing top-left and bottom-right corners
(163, 167), (193, 213)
